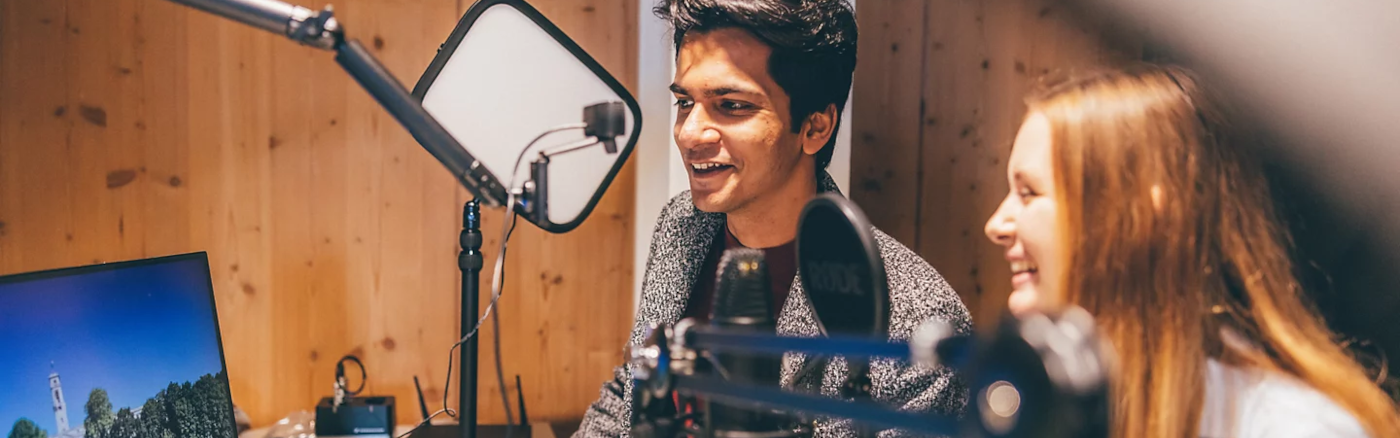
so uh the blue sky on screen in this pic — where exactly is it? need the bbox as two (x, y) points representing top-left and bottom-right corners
(0, 256), (226, 434)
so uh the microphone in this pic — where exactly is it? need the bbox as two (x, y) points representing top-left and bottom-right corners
(707, 248), (786, 434)
(795, 194), (890, 398)
(712, 248), (776, 330)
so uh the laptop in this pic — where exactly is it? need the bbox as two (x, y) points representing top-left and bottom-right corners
(0, 252), (239, 438)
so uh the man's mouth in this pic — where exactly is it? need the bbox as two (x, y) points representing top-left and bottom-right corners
(690, 162), (734, 176)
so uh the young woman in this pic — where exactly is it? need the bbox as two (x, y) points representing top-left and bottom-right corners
(984, 65), (1400, 438)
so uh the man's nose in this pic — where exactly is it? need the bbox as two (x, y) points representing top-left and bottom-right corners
(677, 107), (720, 148)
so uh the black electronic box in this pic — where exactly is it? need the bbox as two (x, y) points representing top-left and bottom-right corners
(315, 396), (397, 436)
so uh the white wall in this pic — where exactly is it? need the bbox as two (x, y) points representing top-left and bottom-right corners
(633, 3), (677, 311)
(633, 4), (853, 311)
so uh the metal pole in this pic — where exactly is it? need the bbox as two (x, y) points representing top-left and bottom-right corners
(459, 199), (483, 438)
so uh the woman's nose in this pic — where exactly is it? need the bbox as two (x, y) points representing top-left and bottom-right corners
(985, 197), (1016, 246)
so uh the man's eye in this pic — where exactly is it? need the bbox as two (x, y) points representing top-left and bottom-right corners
(720, 101), (752, 111)
(674, 98), (694, 109)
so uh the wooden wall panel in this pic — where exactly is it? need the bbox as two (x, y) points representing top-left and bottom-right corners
(849, 0), (926, 246)
(852, 0), (1141, 326)
(0, 0), (636, 428)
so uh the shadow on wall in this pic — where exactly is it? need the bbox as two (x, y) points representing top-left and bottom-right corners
(1262, 136), (1400, 401)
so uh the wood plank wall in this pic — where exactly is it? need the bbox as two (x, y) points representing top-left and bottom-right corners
(0, 0), (636, 427)
(851, 0), (1142, 325)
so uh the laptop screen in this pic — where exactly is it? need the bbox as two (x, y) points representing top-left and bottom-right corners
(0, 253), (237, 438)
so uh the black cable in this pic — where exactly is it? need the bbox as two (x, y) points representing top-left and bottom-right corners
(336, 355), (367, 397)
(393, 344), (458, 438)
(494, 213), (519, 438)
(512, 123), (587, 183)
(486, 122), (581, 438)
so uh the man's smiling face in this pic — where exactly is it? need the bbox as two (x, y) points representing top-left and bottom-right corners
(670, 27), (808, 214)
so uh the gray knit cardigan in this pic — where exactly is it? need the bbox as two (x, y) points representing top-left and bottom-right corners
(575, 172), (972, 438)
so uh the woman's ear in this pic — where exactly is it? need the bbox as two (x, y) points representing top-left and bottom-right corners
(800, 103), (838, 156)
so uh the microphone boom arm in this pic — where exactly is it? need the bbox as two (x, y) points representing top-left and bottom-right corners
(672, 375), (958, 436)
(164, 0), (509, 206)
(167, 0), (335, 47)
(629, 310), (1111, 438)
(683, 325), (963, 367)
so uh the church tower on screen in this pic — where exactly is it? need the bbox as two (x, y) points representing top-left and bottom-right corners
(50, 361), (70, 433)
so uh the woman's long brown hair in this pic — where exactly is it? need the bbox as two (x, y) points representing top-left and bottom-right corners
(1028, 65), (1400, 438)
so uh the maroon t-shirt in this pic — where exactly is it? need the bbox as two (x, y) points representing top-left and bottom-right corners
(683, 227), (797, 322)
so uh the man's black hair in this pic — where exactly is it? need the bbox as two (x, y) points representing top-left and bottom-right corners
(656, 0), (857, 171)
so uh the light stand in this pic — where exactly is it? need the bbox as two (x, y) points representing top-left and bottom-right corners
(457, 199), (490, 438)
(161, 2), (626, 438)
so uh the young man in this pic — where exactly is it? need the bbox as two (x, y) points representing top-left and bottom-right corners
(576, 1), (971, 436)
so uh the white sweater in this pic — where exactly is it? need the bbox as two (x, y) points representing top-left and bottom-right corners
(1200, 359), (1369, 438)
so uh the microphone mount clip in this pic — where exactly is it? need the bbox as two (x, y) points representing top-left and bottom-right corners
(517, 102), (628, 229)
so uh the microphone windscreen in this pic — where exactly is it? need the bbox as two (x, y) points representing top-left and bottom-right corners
(712, 248), (774, 326)
(706, 248), (786, 432)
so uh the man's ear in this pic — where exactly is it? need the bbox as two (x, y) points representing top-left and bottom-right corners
(799, 103), (838, 156)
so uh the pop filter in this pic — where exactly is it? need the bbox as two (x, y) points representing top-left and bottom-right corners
(797, 194), (890, 338)
(794, 194), (889, 404)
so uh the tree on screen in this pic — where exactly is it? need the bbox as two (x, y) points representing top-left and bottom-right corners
(139, 394), (173, 438)
(71, 373), (234, 438)
(7, 418), (48, 438)
(165, 382), (197, 438)
(191, 373), (233, 437)
(109, 408), (137, 438)
(85, 388), (114, 438)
